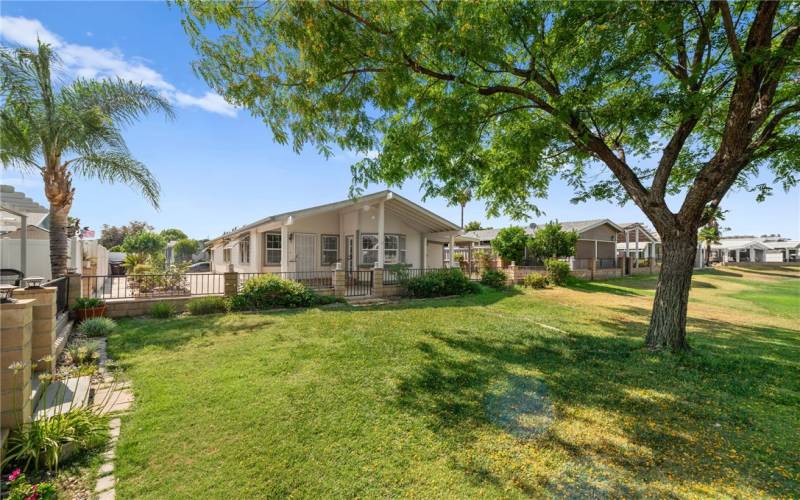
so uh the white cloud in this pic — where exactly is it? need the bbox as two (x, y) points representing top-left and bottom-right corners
(174, 91), (237, 117)
(0, 16), (236, 117)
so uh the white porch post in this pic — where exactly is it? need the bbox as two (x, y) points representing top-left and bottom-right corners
(625, 230), (630, 259)
(449, 234), (456, 268)
(280, 224), (289, 273)
(749, 247), (755, 262)
(20, 214), (27, 277)
(593, 240), (598, 262)
(377, 201), (385, 268)
(634, 228), (640, 268)
(422, 236), (428, 269)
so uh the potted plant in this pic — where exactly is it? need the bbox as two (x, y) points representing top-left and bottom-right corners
(73, 297), (107, 321)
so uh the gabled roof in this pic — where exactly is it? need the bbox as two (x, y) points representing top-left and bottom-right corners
(463, 219), (623, 242)
(711, 239), (772, 251)
(210, 190), (461, 243)
(761, 240), (800, 250)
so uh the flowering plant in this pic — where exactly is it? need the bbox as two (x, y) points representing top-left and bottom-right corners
(4, 469), (57, 500)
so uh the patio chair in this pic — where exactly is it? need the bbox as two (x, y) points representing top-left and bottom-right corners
(0, 268), (24, 286)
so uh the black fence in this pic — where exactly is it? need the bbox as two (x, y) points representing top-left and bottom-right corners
(238, 271), (334, 290)
(383, 268), (442, 285)
(346, 270), (372, 297)
(44, 276), (69, 316)
(81, 273), (225, 299)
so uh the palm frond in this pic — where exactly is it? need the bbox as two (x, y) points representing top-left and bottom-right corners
(64, 78), (175, 126)
(70, 151), (161, 209)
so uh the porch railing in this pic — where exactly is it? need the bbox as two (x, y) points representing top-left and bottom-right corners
(44, 276), (69, 316)
(383, 268), (442, 285)
(81, 273), (225, 300)
(238, 271), (334, 290)
(346, 270), (373, 296)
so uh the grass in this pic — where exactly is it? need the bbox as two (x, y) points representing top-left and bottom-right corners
(108, 265), (799, 498)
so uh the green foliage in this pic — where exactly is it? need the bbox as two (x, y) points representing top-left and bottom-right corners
(173, 238), (200, 262)
(186, 296), (229, 315)
(99, 221), (153, 249)
(522, 273), (549, 289)
(230, 275), (329, 310)
(403, 269), (479, 298)
(4, 408), (107, 472)
(491, 227), (529, 264)
(5, 470), (57, 500)
(463, 221), (483, 232)
(475, 251), (492, 270)
(149, 302), (175, 318)
(66, 340), (101, 366)
(159, 228), (188, 242)
(77, 317), (117, 338)
(122, 231), (165, 257)
(480, 269), (507, 289)
(109, 245), (124, 252)
(528, 222), (578, 259)
(72, 297), (104, 310)
(544, 259), (571, 286)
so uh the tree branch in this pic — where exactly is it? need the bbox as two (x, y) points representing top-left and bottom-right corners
(716, 0), (743, 68)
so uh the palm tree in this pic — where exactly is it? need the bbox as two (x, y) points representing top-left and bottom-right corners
(453, 188), (471, 229)
(1, 41), (173, 277)
(698, 207), (728, 267)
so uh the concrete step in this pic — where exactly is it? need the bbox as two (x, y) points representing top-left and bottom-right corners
(33, 376), (92, 420)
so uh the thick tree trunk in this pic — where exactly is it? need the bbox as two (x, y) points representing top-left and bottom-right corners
(48, 203), (71, 278)
(646, 233), (698, 352)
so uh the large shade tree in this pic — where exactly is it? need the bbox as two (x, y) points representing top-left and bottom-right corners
(179, 1), (799, 351)
(0, 42), (173, 277)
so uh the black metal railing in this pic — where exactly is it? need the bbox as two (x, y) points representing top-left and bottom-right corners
(238, 271), (334, 290)
(383, 267), (443, 285)
(597, 258), (618, 269)
(44, 276), (69, 316)
(81, 273), (225, 299)
(346, 270), (372, 296)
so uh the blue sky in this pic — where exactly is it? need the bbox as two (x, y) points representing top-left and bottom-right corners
(1, 2), (798, 240)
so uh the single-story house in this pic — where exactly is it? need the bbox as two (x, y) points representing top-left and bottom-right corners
(459, 219), (624, 269)
(762, 239), (800, 262)
(207, 190), (471, 274)
(616, 223), (661, 261)
(709, 238), (772, 264)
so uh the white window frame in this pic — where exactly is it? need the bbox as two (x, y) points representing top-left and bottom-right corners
(361, 233), (406, 266)
(321, 234), (339, 266)
(223, 248), (231, 263)
(264, 231), (282, 265)
(240, 236), (250, 264)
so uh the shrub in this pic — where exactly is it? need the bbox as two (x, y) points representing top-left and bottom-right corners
(72, 297), (104, 310)
(523, 273), (549, 289)
(545, 259), (571, 285)
(4, 469), (57, 500)
(66, 340), (101, 366)
(5, 408), (107, 471)
(186, 296), (229, 315)
(481, 269), (507, 288)
(403, 268), (478, 298)
(77, 317), (117, 338)
(491, 226), (529, 264)
(149, 302), (175, 318)
(230, 275), (328, 310)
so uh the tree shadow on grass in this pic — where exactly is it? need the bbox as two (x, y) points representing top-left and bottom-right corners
(393, 303), (800, 496)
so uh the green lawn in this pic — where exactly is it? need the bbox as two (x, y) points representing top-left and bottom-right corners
(108, 266), (799, 498)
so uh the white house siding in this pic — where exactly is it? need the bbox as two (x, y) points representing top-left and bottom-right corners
(426, 242), (444, 268)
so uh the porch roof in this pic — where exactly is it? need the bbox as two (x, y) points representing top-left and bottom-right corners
(210, 190), (461, 244)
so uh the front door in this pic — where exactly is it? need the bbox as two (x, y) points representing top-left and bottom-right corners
(294, 233), (316, 273)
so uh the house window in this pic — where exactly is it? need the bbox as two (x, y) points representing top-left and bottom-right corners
(264, 231), (281, 265)
(223, 248), (231, 263)
(361, 233), (406, 265)
(321, 235), (339, 266)
(240, 236), (250, 264)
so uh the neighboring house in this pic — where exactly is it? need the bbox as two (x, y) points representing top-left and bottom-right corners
(460, 219), (624, 269)
(708, 238), (772, 264)
(616, 223), (661, 261)
(762, 239), (800, 262)
(0, 185), (57, 280)
(207, 190), (467, 274)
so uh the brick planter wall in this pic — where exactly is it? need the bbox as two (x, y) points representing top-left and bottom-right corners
(1, 299), (34, 428)
(12, 287), (57, 373)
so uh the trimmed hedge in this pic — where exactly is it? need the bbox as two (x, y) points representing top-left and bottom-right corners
(403, 268), (479, 298)
(545, 259), (571, 285)
(229, 275), (338, 311)
(522, 273), (549, 289)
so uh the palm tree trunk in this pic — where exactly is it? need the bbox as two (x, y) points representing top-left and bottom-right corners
(48, 203), (71, 278)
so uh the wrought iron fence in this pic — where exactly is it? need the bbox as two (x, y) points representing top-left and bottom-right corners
(238, 271), (334, 290)
(81, 273), (225, 299)
(597, 258), (618, 269)
(382, 267), (443, 285)
(44, 276), (69, 316)
(346, 270), (373, 296)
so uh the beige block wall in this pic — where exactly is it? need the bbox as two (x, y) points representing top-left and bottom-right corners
(0, 299), (34, 428)
(12, 287), (57, 372)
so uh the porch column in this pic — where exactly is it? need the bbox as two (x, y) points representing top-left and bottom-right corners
(634, 228), (639, 268)
(20, 214), (27, 278)
(377, 201), (385, 268)
(749, 247), (755, 262)
(624, 230), (630, 261)
(449, 234), (456, 268)
(280, 224), (289, 273)
(422, 236), (428, 269)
